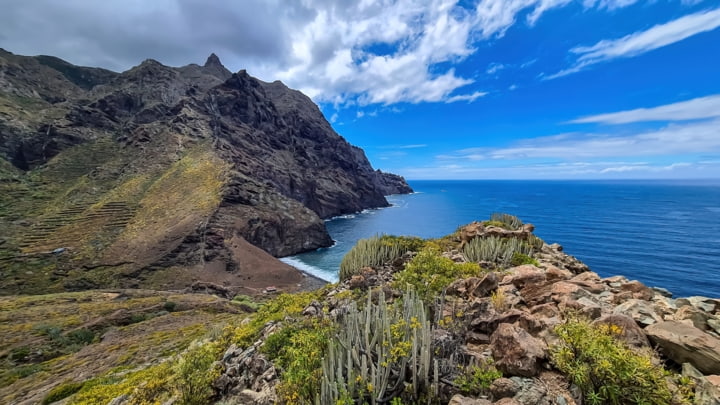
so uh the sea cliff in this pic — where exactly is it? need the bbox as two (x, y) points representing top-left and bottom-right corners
(0, 49), (411, 294)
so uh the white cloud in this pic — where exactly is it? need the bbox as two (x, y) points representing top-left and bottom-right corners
(0, 0), (681, 106)
(546, 7), (720, 79)
(486, 62), (506, 74)
(571, 94), (720, 124)
(582, 0), (640, 11)
(445, 91), (488, 103)
(442, 119), (720, 160)
(399, 160), (710, 179)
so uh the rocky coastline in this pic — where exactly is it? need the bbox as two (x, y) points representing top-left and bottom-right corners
(215, 218), (720, 405)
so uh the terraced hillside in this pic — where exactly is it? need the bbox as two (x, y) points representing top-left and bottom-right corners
(0, 49), (412, 295)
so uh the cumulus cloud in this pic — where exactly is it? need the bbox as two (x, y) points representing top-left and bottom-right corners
(546, 7), (720, 79)
(0, 0), (682, 106)
(570, 94), (720, 124)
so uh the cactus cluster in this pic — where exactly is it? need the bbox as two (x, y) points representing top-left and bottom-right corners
(339, 235), (424, 281)
(489, 213), (523, 230)
(319, 289), (436, 404)
(463, 236), (533, 265)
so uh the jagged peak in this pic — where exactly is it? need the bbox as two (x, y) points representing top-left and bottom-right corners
(205, 53), (223, 68)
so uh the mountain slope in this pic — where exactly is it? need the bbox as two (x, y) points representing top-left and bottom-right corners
(0, 49), (411, 294)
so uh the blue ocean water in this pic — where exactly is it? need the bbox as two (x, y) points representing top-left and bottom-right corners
(282, 180), (720, 298)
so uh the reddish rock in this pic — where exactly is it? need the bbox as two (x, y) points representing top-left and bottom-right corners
(519, 281), (555, 307)
(646, 321), (720, 374)
(545, 265), (573, 282)
(490, 323), (547, 377)
(571, 271), (600, 283)
(551, 281), (591, 305)
(620, 280), (655, 300)
(503, 265), (546, 289)
(348, 275), (366, 289)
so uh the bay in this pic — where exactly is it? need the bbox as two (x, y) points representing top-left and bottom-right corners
(282, 180), (720, 298)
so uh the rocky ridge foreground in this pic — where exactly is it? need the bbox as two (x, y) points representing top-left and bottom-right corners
(216, 220), (720, 405)
(0, 49), (411, 294)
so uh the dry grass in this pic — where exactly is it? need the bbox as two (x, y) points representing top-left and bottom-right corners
(0, 289), (245, 404)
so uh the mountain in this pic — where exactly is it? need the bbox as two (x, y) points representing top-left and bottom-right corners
(0, 49), (412, 295)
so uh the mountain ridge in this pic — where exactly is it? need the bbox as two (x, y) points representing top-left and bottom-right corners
(0, 48), (411, 295)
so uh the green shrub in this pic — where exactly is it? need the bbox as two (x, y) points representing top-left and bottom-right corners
(550, 317), (672, 405)
(175, 342), (222, 405)
(340, 235), (424, 281)
(72, 362), (174, 405)
(42, 380), (85, 404)
(270, 319), (335, 404)
(510, 252), (539, 267)
(163, 301), (178, 312)
(231, 292), (318, 348)
(231, 294), (260, 311)
(394, 247), (482, 302)
(454, 360), (502, 396)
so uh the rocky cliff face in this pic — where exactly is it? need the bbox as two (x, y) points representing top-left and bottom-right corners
(0, 49), (411, 294)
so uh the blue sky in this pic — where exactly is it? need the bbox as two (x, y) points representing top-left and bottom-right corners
(1, 0), (719, 179)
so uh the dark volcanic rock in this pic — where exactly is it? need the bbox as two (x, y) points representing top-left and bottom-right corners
(0, 49), (412, 291)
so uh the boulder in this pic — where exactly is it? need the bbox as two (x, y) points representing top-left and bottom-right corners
(593, 314), (650, 348)
(688, 296), (719, 313)
(645, 321), (720, 374)
(613, 299), (663, 326)
(510, 377), (550, 405)
(490, 324), (547, 377)
(619, 280), (655, 300)
(545, 265), (573, 282)
(490, 377), (520, 399)
(550, 282), (591, 303)
(503, 265), (546, 289)
(674, 305), (711, 330)
(448, 272), (500, 298)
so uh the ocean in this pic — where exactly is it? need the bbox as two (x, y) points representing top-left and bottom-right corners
(281, 180), (720, 298)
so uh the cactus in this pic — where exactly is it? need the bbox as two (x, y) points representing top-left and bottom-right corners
(319, 289), (436, 404)
(463, 236), (533, 265)
(489, 213), (523, 230)
(339, 235), (423, 281)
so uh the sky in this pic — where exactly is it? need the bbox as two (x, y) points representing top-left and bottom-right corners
(1, 0), (719, 180)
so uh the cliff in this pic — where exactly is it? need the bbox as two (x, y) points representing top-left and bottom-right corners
(0, 49), (411, 294)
